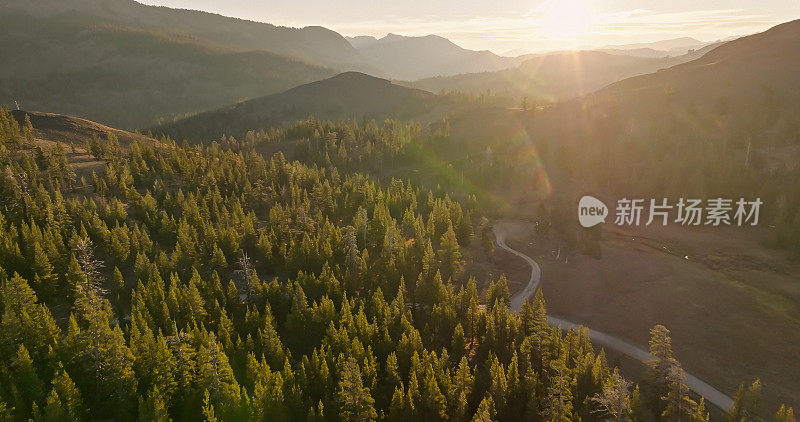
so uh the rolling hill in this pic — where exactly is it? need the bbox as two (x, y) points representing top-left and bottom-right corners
(152, 72), (438, 142)
(412, 47), (718, 101)
(596, 41), (722, 59)
(348, 33), (525, 80)
(597, 37), (713, 57)
(600, 36), (704, 50)
(10, 110), (155, 149)
(508, 19), (800, 215)
(6, 109), (159, 178)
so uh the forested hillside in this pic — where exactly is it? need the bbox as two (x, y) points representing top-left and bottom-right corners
(152, 73), (438, 142)
(515, 19), (800, 252)
(3, 0), (376, 73)
(0, 0), (342, 128)
(2, 107), (790, 421)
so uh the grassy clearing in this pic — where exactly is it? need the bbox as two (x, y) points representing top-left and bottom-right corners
(482, 220), (800, 412)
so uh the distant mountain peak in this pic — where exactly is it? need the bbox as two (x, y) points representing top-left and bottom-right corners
(382, 33), (408, 41)
(665, 36), (702, 43)
(312, 71), (390, 85)
(350, 32), (514, 80)
(346, 35), (379, 48)
(377, 33), (450, 44)
(331, 71), (381, 78)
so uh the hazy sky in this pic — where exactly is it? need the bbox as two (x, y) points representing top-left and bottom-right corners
(138, 0), (798, 53)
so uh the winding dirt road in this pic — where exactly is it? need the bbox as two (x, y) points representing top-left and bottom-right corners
(493, 223), (734, 412)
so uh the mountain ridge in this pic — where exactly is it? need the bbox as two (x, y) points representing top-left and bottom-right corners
(4, 0), (379, 73)
(595, 19), (800, 113)
(0, 1), (341, 128)
(151, 72), (437, 141)
(598, 36), (705, 51)
(349, 33), (523, 80)
(411, 47), (718, 101)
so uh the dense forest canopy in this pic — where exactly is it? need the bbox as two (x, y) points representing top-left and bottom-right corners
(0, 107), (793, 421)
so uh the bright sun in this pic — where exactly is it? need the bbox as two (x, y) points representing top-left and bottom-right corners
(537, 0), (598, 40)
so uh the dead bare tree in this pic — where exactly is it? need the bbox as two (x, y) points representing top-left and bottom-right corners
(75, 236), (107, 297)
(235, 250), (253, 302)
(590, 370), (633, 422)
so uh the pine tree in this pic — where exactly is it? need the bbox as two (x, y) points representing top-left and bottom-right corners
(477, 217), (495, 254)
(451, 357), (473, 421)
(74, 236), (106, 299)
(111, 266), (125, 292)
(197, 334), (239, 405)
(420, 365), (447, 420)
(774, 405), (796, 422)
(137, 387), (171, 422)
(0, 272), (60, 362)
(202, 390), (219, 422)
(388, 385), (409, 421)
(542, 361), (574, 422)
(488, 354), (509, 418)
(209, 244), (228, 271)
(66, 299), (137, 418)
(41, 368), (85, 422)
(645, 324), (674, 414)
(690, 398), (710, 422)
(629, 385), (646, 422)
(472, 396), (496, 422)
(131, 328), (177, 407)
(260, 304), (286, 368)
(450, 323), (467, 359)
(338, 357), (377, 422)
(437, 225), (462, 280)
(22, 114), (34, 146)
(661, 362), (697, 422)
(727, 379), (763, 422)
(12, 344), (42, 418)
(30, 241), (56, 293)
(487, 275), (510, 309)
(380, 353), (402, 409)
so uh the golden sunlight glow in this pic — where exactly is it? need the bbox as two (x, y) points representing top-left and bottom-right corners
(537, 0), (599, 40)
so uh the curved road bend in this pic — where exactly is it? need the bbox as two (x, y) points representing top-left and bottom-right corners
(493, 226), (734, 412)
